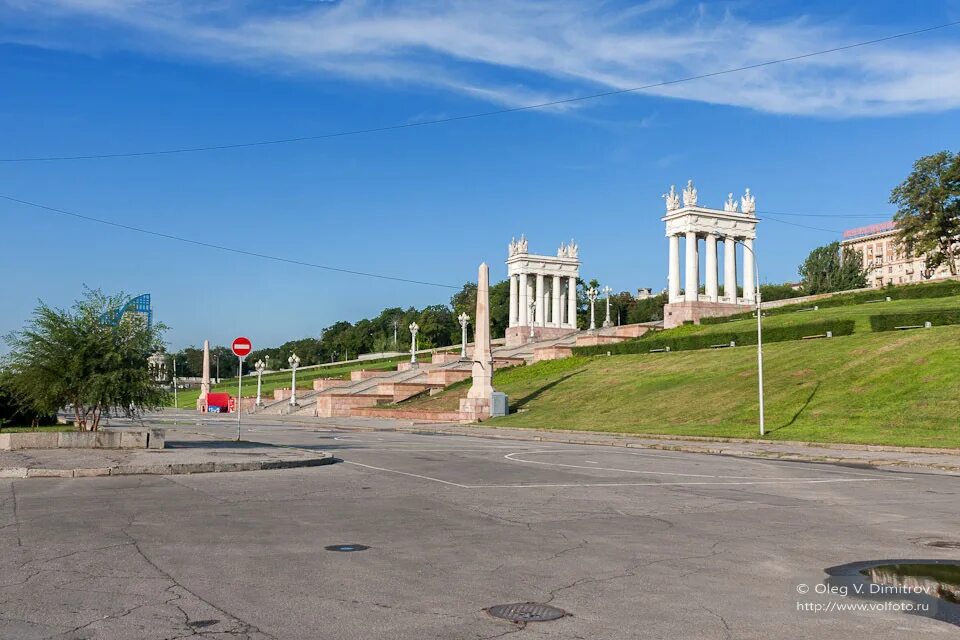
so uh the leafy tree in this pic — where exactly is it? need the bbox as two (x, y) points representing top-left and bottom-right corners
(891, 150), (960, 276)
(0, 372), (56, 430)
(758, 283), (803, 302)
(798, 242), (867, 295)
(3, 289), (168, 431)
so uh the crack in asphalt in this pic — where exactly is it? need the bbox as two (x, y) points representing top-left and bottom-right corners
(10, 483), (22, 547)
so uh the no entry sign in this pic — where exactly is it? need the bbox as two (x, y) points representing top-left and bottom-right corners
(231, 336), (252, 358)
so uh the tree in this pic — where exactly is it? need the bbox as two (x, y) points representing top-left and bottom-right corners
(891, 150), (960, 276)
(798, 242), (867, 295)
(3, 289), (168, 431)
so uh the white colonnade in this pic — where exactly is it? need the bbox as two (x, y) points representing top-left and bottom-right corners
(506, 236), (580, 329)
(662, 182), (759, 306)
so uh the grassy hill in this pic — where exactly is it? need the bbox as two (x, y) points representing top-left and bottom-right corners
(399, 324), (960, 448)
(165, 356), (413, 409)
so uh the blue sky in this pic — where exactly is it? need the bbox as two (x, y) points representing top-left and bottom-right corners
(2, 0), (959, 350)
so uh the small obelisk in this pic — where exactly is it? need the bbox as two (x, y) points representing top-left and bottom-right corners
(200, 339), (211, 401)
(460, 263), (494, 420)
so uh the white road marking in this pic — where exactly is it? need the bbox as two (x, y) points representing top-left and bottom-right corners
(344, 459), (895, 490)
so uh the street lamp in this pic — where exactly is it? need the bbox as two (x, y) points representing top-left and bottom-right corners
(737, 241), (765, 437)
(214, 354), (220, 384)
(409, 322), (419, 365)
(288, 353), (301, 407)
(601, 285), (613, 328)
(458, 312), (470, 359)
(586, 286), (599, 331)
(254, 359), (265, 407)
(393, 319), (399, 350)
(265, 354), (270, 371)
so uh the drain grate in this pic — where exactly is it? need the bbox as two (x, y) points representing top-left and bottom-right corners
(486, 603), (567, 623)
(324, 544), (370, 552)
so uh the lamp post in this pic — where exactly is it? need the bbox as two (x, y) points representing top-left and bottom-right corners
(254, 359), (265, 407)
(587, 286), (599, 331)
(737, 241), (765, 437)
(394, 319), (399, 350)
(214, 354), (220, 384)
(409, 322), (419, 365)
(601, 285), (613, 328)
(265, 354), (270, 371)
(458, 312), (470, 358)
(172, 355), (178, 410)
(288, 353), (300, 407)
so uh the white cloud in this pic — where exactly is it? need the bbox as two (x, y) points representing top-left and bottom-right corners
(2, 0), (960, 116)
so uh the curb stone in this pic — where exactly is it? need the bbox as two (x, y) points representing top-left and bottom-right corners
(1, 455), (336, 479)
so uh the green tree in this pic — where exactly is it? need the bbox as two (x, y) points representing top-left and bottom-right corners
(890, 150), (960, 276)
(798, 242), (867, 295)
(3, 289), (168, 431)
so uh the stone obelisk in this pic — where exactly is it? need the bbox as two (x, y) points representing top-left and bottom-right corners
(200, 340), (211, 402)
(460, 263), (494, 420)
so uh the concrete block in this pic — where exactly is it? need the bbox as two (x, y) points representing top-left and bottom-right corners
(26, 468), (74, 478)
(94, 431), (123, 448)
(0, 468), (28, 478)
(10, 432), (60, 449)
(73, 468), (112, 477)
(57, 431), (97, 448)
(0, 434), (9, 451)
(147, 429), (165, 449)
(119, 430), (148, 449)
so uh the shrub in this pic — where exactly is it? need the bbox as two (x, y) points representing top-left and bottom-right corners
(869, 309), (960, 332)
(571, 320), (856, 356)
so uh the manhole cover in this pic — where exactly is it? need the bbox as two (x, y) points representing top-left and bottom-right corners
(486, 603), (567, 623)
(324, 544), (369, 552)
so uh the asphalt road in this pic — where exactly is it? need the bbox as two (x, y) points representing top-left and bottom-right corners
(2, 413), (958, 639)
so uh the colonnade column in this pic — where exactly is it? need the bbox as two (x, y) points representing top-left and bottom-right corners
(668, 234), (681, 303)
(518, 273), (528, 326)
(509, 275), (519, 327)
(551, 275), (561, 328)
(567, 277), (577, 328)
(724, 237), (737, 303)
(536, 273), (546, 326)
(705, 233), (719, 302)
(742, 238), (756, 303)
(684, 231), (699, 302)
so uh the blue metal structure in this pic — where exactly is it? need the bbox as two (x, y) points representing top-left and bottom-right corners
(101, 293), (153, 329)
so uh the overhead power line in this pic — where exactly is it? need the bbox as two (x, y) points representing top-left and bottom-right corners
(3, 20), (958, 163)
(0, 194), (460, 289)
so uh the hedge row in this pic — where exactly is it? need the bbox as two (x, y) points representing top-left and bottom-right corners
(869, 309), (960, 332)
(572, 319), (856, 356)
(700, 280), (960, 324)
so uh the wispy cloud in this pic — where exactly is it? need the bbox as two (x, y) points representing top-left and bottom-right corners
(2, 0), (959, 116)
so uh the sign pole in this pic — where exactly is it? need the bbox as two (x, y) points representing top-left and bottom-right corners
(237, 356), (243, 441)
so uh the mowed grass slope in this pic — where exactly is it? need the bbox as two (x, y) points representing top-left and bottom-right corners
(165, 357), (411, 409)
(401, 326), (960, 448)
(652, 293), (960, 338)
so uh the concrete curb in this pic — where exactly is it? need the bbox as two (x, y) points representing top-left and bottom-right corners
(0, 454), (336, 479)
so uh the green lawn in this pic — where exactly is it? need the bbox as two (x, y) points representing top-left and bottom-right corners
(399, 325), (960, 448)
(0, 424), (75, 433)
(164, 356), (417, 408)
(659, 293), (960, 338)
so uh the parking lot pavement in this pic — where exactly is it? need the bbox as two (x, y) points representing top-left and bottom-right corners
(2, 415), (958, 639)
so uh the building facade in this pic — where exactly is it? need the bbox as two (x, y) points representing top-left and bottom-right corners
(840, 222), (954, 288)
(504, 235), (580, 346)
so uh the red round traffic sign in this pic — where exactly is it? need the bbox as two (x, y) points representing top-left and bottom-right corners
(231, 336), (252, 358)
